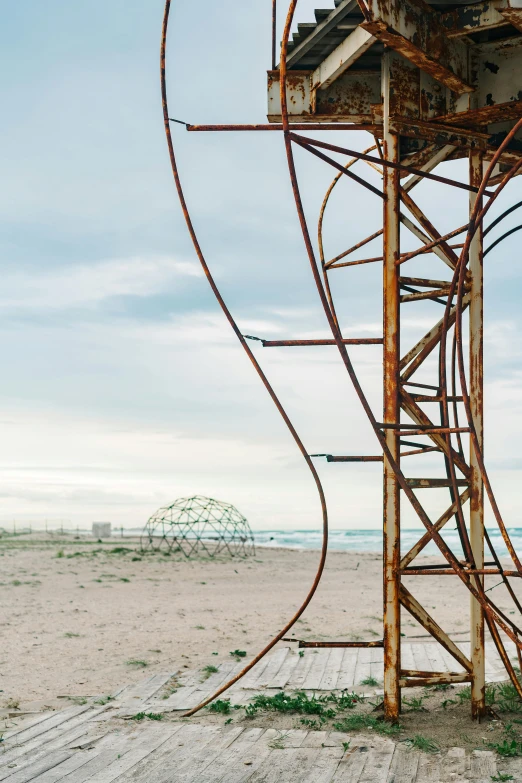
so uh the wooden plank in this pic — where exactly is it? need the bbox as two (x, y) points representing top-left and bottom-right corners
(369, 647), (383, 683)
(25, 751), (101, 783)
(357, 742), (395, 782)
(301, 746), (344, 783)
(239, 656), (273, 690)
(255, 648), (289, 689)
(0, 709), (108, 773)
(2, 707), (92, 746)
(411, 644), (432, 674)
(285, 651), (315, 690)
(400, 644), (415, 673)
(246, 746), (316, 783)
(441, 747), (466, 779)
(330, 747), (368, 782)
(302, 651), (331, 691)
(108, 724), (202, 783)
(196, 728), (267, 783)
(0, 752), (73, 783)
(413, 753), (441, 782)
(336, 650), (358, 691)
(269, 651), (301, 690)
(470, 749), (496, 780)
(77, 729), (175, 783)
(422, 643), (451, 674)
(206, 729), (277, 783)
(320, 649), (345, 691)
(158, 727), (246, 783)
(387, 745), (419, 783)
(353, 648), (372, 687)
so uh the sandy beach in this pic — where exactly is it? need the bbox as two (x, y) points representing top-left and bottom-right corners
(2, 532), (520, 713)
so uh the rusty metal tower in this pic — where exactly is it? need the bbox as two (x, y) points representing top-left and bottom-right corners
(161, 0), (522, 722)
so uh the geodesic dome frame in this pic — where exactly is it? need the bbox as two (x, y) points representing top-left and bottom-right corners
(141, 495), (255, 558)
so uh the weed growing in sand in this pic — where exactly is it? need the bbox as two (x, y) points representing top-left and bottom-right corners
(5, 698), (19, 710)
(130, 712), (163, 721)
(407, 735), (439, 753)
(94, 695), (115, 705)
(298, 651), (304, 658)
(491, 774), (514, 781)
(195, 625), (205, 630)
(361, 676), (379, 687)
(489, 739), (522, 757)
(300, 718), (326, 730)
(56, 550), (64, 558)
(64, 632), (80, 638)
(202, 665), (219, 680)
(268, 731), (290, 750)
(442, 699), (457, 710)
(243, 690), (362, 721)
(126, 659), (148, 668)
(209, 700), (232, 715)
(333, 714), (401, 736)
(402, 696), (427, 712)
(230, 650), (247, 659)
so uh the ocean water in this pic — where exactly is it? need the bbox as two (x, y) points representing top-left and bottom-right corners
(253, 528), (522, 558)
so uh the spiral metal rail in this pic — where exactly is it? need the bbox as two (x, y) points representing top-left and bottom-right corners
(161, 0), (522, 720)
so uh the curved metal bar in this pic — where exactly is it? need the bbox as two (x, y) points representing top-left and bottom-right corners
(484, 199), (522, 237)
(160, 0), (331, 717)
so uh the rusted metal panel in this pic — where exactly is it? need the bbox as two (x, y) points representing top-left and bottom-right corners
(361, 0), (473, 94)
(441, 1), (512, 38)
(387, 118), (490, 150)
(267, 68), (380, 121)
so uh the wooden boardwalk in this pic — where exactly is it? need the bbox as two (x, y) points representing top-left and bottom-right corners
(2, 642), (522, 782)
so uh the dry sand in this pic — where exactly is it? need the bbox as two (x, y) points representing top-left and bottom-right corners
(2, 532), (521, 714)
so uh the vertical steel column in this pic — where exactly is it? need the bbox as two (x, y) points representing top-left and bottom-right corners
(469, 151), (485, 720)
(382, 52), (401, 721)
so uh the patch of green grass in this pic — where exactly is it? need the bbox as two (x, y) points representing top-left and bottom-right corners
(209, 700), (232, 715)
(56, 550), (64, 558)
(333, 714), (401, 736)
(246, 690), (362, 720)
(195, 625), (205, 630)
(94, 695), (115, 705)
(230, 650), (247, 659)
(407, 734), (439, 753)
(64, 632), (80, 638)
(402, 696), (427, 712)
(131, 557), (142, 562)
(119, 577), (130, 583)
(457, 686), (472, 703)
(361, 676), (379, 687)
(110, 547), (133, 555)
(491, 774), (515, 781)
(489, 739), (522, 757)
(126, 659), (148, 668)
(202, 665), (219, 680)
(442, 698), (457, 710)
(300, 718), (325, 730)
(129, 712), (163, 721)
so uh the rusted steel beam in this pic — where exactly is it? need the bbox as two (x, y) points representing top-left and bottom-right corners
(401, 446), (440, 457)
(400, 674), (471, 687)
(400, 277), (453, 288)
(387, 118), (490, 152)
(324, 228), (383, 269)
(405, 478), (469, 488)
(311, 454), (384, 462)
(401, 670), (467, 678)
(400, 391), (471, 478)
(409, 395), (463, 403)
(260, 338), (383, 346)
(397, 226), (469, 266)
(186, 123), (378, 132)
(400, 287), (451, 303)
(382, 56), (401, 722)
(400, 490), (471, 569)
(396, 428), (469, 437)
(361, 0), (472, 94)
(399, 296), (471, 381)
(469, 149), (486, 721)
(402, 569), (520, 576)
(399, 584), (473, 672)
(328, 256), (384, 270)
(284, 639), (384, 648)
(290, 133), (486, 194)
(295, 141), (384, 199)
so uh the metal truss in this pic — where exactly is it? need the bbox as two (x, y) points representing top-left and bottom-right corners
(160, 0), (522, 721)
(141, 495), (255, 559)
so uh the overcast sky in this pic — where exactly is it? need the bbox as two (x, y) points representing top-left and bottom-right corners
(1, 1), (521, 532)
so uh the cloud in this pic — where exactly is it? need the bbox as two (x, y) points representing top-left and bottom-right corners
(0, 256), (202, 312)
